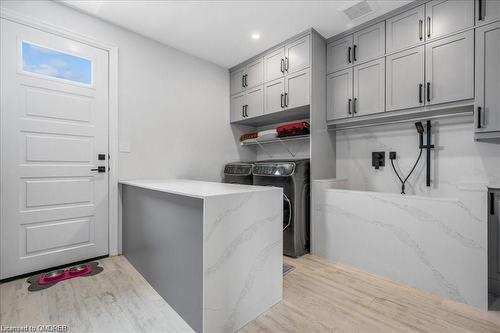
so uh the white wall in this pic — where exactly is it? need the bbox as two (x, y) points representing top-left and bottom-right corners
(1, 0), (254, 181)
(336, 116), (500, 197)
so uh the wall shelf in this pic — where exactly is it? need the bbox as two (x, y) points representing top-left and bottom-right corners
(240, 134), (310, 158)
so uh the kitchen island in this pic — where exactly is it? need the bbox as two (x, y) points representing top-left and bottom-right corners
(119, 179), (283, 333)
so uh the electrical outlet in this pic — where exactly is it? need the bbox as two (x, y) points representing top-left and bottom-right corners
(372, 151), (385, 169)
(389, 151), (397, 160)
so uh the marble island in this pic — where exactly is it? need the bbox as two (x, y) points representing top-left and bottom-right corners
(119, 179), (283, 332)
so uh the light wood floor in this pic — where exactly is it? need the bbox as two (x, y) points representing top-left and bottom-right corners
(1, 255), (499, 333)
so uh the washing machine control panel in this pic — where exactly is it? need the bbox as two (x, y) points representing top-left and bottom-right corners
(252, 163), (295, 176)
(224, 163), (253, 175)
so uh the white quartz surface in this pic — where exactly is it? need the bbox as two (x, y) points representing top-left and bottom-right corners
(119, 179), (278, 199)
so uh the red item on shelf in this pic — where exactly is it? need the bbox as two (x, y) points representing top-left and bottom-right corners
(276, 122), (310, 137)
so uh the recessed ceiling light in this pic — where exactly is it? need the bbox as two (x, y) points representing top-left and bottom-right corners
(251, 33), (260, 40)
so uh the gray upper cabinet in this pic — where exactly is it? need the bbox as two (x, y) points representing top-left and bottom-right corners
(386, 46), (425, 111)
(386, 5), (425, 53)
(353, 22), (386, 64)
(230, 66), (245, 96)
(230, 92), (245, 122)
(245, 85), (264, 119)
(264, 47), (285, 82)
(477, 0), (500, 24)
(327, 68), (353, 121)
(245, 58), (263, 89)
(425, 0), (474, 40)
(264, 78), (285, 115)
(425, 31), (474, 106)
(475, 21), (500, 134)
(284, 35), (311, 75)
(353, 58), (385, 117)
(327, 35), (353, 74)
(285, 68), (310, 110)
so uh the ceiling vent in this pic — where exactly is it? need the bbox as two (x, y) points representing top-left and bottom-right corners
(343, 1), (374, 20)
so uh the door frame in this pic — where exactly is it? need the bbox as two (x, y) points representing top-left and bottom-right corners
(1, 7), (120, 256)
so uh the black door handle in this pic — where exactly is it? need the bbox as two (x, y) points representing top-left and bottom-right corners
(478, 0), (483, 21)
(477, 106), (482, 128)
(426, 82), (431, 102)
(281, 58), (284, 73)
(242, 75), (245, 88)
(284, 93), (288, 107)
(91, 166), (106, 173)
(427, 17), (431, 38)
(347, 46), (352, 63)
(419, 83), (423, 103)
(353, 98), (358, 114)
(490, 192), (495, 215)
(353, 44), (357, 61)
(243, 74), (247, 87)
(348, 98), (352, 115)
(280, 94), (284, 108)
(419, 20), (423, 40)
(285, 57), (289, 71)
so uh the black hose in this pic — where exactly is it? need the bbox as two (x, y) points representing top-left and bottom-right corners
(391, 148), (423, 194)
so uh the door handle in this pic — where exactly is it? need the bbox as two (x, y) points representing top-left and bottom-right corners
(242, 75), (245, 88)
(353, 44), (357, 62)
(243, 74), (247, 87)
(426, 82), (431, 102)
(280, 93), (284, 108)
(491, 192), (495, 215)
(245, 105), (248, 117)
(91, 166), (106, 173)
(284, 92), (288, 107)
(353, 98), (358, 114)
(281, 58), (284, 73)
(427, 17), (431, 38)
(419, 20), (423, 40)
(477, 106), (482, 128)
(348, 98), (352, 115)
(419, 83), (423, 103)
(347, 46), (352, 63)
(478, 0), (484, 21)
(285, 57), (289, 71)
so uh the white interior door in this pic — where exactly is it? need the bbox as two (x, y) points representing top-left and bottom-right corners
(1, 19), (109, 279)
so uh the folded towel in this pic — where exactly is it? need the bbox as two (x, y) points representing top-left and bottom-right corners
(257, 129), (278, 140)
(239, 132), (258, 142)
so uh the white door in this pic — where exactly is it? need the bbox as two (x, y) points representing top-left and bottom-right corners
(264, 47), (285, 82)
(264, 78), (285, 114)
(477, 0), (500, 24)
(230, 92), (245, 122)
(0, 20), (109, 279)
(245, 86), (263, 119)
(353, 58), (385, 117)
(285, 68), (310, 110)
(327, 35), (353, 74)
(386, 5), (425, 53)
(230, 66), (245, 95)
(327, 68), (353, 121)
(475, 21), (500, 133)
(425, 0), (474, 40)
(425, 31), (474, 105)
(245, 58), (263, 89)
(284, 35), (310, 75)
(386, 46), (425, 111)
(353, 22), (385, 64)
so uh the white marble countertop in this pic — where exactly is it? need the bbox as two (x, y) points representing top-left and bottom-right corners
(119, 179), (280, 199)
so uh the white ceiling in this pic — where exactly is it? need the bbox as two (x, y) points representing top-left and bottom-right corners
(61, 0), (412, 68)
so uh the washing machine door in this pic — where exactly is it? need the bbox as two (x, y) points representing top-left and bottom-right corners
(283, 193), (292, 231)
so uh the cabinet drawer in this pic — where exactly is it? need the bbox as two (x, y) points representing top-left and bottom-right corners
(386, 5), (425, 53)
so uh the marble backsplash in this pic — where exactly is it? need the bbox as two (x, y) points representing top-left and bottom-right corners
(336, 116), (500, 197)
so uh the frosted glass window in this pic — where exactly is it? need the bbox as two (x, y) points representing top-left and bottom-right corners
(22, 42), (92, 85)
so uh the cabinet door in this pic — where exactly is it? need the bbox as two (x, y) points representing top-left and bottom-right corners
(327, 68), (353, 121)
(477, 0), (500, 25)
(386, 46), (424, 111)
(230, 93), (245, 122)
(245, 57), (263, 89)
(327, 35), (353, 74)
(285, 35), (310, 75)
(354, 58), (385, 116)
(245, 85), (264, 119)
(425, 31), (474, 105)
(285, 68), (310, 110)
(230, 66), (245, 95)
(475, 21), (500, 133)
(353, 22), (385, 64)
(264, 78), (285, 115)
(425, 0), (474, 40)
(264, 47), (285, 82)
(488, 190), (500, 295)
(386, 5), (425, 53)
